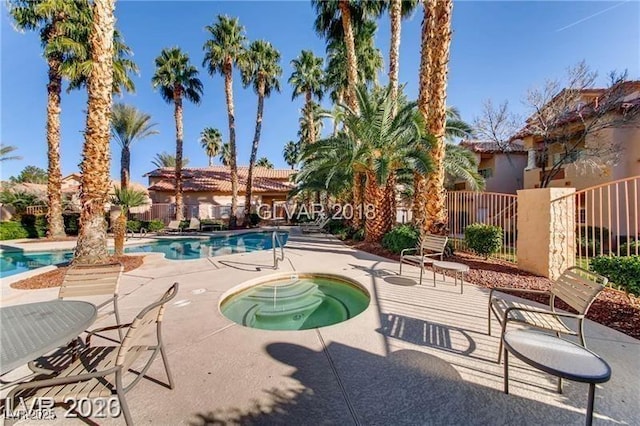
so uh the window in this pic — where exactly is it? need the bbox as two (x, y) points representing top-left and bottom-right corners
(478, 168), (493, 178)
(552, 151), (580, 166)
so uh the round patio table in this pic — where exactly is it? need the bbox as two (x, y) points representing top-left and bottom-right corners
(503, 330), (611, 426)
(0, 300), (97, 375)
(432, 261), (469, 294)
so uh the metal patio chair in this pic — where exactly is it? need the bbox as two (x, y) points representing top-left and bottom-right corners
(399, 233), (448, 284)
(6, 283), (179, 426)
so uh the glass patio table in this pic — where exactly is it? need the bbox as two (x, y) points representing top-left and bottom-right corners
(0, 300), (97, 375)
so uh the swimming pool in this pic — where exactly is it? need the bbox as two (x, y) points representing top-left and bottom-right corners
(0, 231), (288, 278)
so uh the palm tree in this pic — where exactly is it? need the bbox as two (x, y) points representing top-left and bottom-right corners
(219, 143), (231, 166)
(414, 0), (454, 235)
(289, 50), (324, 145)
(300, 85), (433, 242)
(444, 144), (484, 190)
(283, 141), (299, 169)
(256, 157), (274, 169)
(74, 0), (115, 263)
(241, 40), (282, 226)
(298, 101), (325, 147)
(203, 15), (246, 228)
(200, 127), (222, 166)
(0, 144), (22, 161)
(152, 47), (203, 221)
(10, 0), (137, 239)
(152, 152), (189, 169)
(388, 0), (418, 111)
(111, 186), (148, 256)
(111, 103), (158, 190)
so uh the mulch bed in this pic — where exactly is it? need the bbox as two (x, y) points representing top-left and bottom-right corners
(10, 256), (144, 290)
(346, 241), (640, 340)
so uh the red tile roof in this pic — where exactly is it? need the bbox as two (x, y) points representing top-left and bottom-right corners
(147, 167), (295, 194)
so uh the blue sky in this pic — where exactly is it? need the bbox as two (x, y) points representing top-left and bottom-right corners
(1, 1), (638, 184)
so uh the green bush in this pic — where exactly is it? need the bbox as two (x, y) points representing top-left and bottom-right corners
(464, 223), (503, 259)
(382, 224), (419, 254)
(618, 239), (640, 255)
(144, 220), (165, 232)
(63, 213), (80, 235)
(576, 226), (610, 256)
(249, 213), (261, 227)
(20, 214), (47, 238)
(0, 221), (29, 240)
(126, 219), (143, 232)
(352, 228), (365, 242)
(591, 255), (640, 296)
(326, 219), (347, 235)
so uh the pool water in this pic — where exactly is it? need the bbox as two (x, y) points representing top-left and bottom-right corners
(125, 231), (288, 260)
(0, 232), (288, 278)
(0, 251), (75, 279)
(220, 275), (370, 330)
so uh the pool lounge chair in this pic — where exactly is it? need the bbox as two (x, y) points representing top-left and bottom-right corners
(164, 220), (182, 234)
(184, 218), (201, 232)
(300, 216), (330, 233)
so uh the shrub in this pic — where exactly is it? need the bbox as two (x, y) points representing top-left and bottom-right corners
(464, 223), (503, 259)
(126, 219), (143, 232)
(382, 224), (419, 254)
(0, 221), (29, 240)
(618, 239), (640, 255)
(352, 228), (365, 242)
(576, 226), (609, 256)
(63, 213), (80, 235)
(326, 219), (348, 235)
(590, 255), (640, 296)
(445, 239), (456, 257)
(144, 219), (165, 232)
(20, 214), (47, 238)
(249, 213), (261, 227)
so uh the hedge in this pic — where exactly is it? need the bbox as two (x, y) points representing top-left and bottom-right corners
(0, 221), (29, 240)
(464, 223), (503, 259)
(590, 255), (640, 296)
(382, 224), (419, 254)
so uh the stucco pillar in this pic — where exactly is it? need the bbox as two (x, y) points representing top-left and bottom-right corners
(525, 149), (536, 170)
(517, 187), (576, 280)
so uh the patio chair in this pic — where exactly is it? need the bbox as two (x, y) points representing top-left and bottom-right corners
(6, 283), (179, 426)
(399, 233), (448, 284)
(59, 262), (124, 341)
(489, 266), (607, 363)
(300, 215), (330, 233)
(184, 217), (201, 232)
(164, 220), (183, 234)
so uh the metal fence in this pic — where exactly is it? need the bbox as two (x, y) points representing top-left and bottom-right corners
(551, 175), (640, 270)
(445, 191), (518, 263)
(129, 203), (245, 224)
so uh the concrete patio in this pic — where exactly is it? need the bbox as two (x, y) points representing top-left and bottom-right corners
(1, 228), (638, 425)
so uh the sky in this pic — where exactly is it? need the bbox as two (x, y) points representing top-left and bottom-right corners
(1, 0), (638, 185)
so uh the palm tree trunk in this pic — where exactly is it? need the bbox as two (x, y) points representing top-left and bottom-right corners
(113, 211), (126, 256)
(363, 171), (385, 243)
(423, 0), (453, 235)
(45, 53), (65, 239)
(389, 0), (402, 115)
(338, 0), (359, 112)
(224, 61), (238, 227)
(382, 172), (397, 236)
(120, 145), (130, 190)
(173, 87), (184, 221)
(305, 91), (315, 144)
(243, 79), (265, 226)
(413, 0), (436, 233)
(352, 172), (364, 229)
(208, 155), (213, 167)
(74, 0), (115, 264)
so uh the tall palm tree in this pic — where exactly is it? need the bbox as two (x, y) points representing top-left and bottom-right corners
(152, 152), (189, 169)
(283, 140), (300, 169)
(74, 0), (115, 263)
(152, 47), (203, 221)
(203, 15), (246, 228)
(219, 143), (231, 166)
(200, 127), (222, 166)
(289, 50), (324, 145)
(420, 0), (454, 235)
(388, 0), (418, 111)
(10, 0), (86, 239)
(256, 157), (274, 169)
(0, 144), (22, 161)
(10, 0), (137, 239)
(241, 40), (282, 226)
(111, 103), (158, 189)
(298, 101), (325, 147)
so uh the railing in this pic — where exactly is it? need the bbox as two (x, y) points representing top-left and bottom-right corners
(130, 203), (245, 224)
(551, 175), (640, 270)
(272, 231), (285, 270)
(25, 205), (47, 215)
(445, 191), (518, 263)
